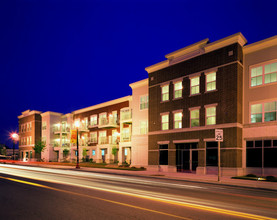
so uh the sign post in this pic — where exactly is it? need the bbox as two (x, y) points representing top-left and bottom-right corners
(215, 129), (223, 182)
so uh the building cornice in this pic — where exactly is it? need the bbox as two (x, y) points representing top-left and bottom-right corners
(165, 38), (209, 60)
(129, 78), (148, 89)
(204, 32), (247, 53)
(145, 33), (247, 74)
(18, 110), (42, 119)
(41, 111), (63, 117)
(243, 35), (277, 54)
(72, 96), (132, 115)
(145, 60), (169, 74)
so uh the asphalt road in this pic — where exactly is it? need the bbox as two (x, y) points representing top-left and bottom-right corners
(0, 164), (276, 220)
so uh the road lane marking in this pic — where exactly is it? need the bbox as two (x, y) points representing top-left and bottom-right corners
(0, 175), (191, 220)
(1, 175), (276, 220)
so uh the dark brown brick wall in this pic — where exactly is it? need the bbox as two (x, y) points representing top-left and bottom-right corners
(148, 43), (243, 168)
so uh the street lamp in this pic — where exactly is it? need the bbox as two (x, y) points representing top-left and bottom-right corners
(75, 121), (80, 169)
(11, 133), (19, 161)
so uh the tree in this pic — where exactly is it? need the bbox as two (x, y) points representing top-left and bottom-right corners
(111, 147), (118, 163)
(33, 141), (46, 161)
(82, 148), (88, 162)
(63, 149), (69, 161)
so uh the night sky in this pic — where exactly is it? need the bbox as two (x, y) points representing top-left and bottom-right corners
(1, 0), (276, 147)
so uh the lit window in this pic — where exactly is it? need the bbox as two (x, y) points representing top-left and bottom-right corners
(99, 113), (107, 126)
(251, 102), (277, 123)
(161, 85), (169, 101)
(90, 115), (97, 126)
(92, 150), (96, 156)
(174, 112), (182, 129)
(190, 77), (200, 95)
(26, 137), (29, 145)
(206, 106), (216, 125)
(161, 114), (169, 130)
(206, 72), (216, 91)
(174, 81), (182, 99)
(27, 123), (29, 132)
(140, 95), (149, 110)
(140, 121), (148, 134)
(251, 66), (263, 86)
(190, 109), (199, 127)
(251, 104), (262, 123)
(90, 132), (97, 143)
(265, 62), (277, 84)
(42, 122), (47, 130)
(264, 102), (277, 122)
(29, 122), (32, 131)
(29, 136), (32, 145)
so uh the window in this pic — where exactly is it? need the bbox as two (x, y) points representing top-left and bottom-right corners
(174, 112), (182, 129)
(42, 122), (47, 130)
(206, 142), (218, 166)
(190, 77), (200, 95)
(190, 109), (199, 127)
(251, 66), (263, 86)
(246, 140), (277, 168)
(140, 95), (149, 110)
(90, 132), (97, 143)
(174, 81), (182, 99)
(140, 121), (148, 134)
(251, 101), (277, 123)
(265, 62), (277, 84)
(161, 85), (169, 101)
(26, 137), (29, 145)
(99, 131), (107, 144)
(159, 145), (168, 165)
(29, 136), (32, 145)
(30, 151), (32, 159)
(99, 113), (107, 126)
(250, 61), (277, 87)
(206, 72), (216, 91)
(264, 102), (276, 122)
(122, 128), (130, 142)
(161, 114), (169, 130)
(29, 122), (32, 131)
(27, 123), (29, 132)
(206, 106), (216, 125)
(90, 115), (97, 126)
(251, 104), (262, 123)
(92, 150), (96, 156)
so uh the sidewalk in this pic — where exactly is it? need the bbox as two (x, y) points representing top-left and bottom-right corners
(2, 160), (277, 191)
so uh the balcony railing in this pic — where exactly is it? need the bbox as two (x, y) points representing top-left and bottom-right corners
(120, 109), (132, 122)
(88, 137), (97, 144)
(53, 127), (70, 133)
(121, 135), (131, 142)
(98, 117), (119, 128)
(98, 136), (119, 145)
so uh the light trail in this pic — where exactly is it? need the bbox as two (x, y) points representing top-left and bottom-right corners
(0, 175), (276, 220)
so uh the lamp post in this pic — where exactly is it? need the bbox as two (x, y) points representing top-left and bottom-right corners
(11, 133), (19, 161)
(75, 121), (80, 169)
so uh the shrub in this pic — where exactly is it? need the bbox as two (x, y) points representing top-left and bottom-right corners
(266, 176), (276, 181)
(246, 174), (257, 177)
(89, 158), (93, 163)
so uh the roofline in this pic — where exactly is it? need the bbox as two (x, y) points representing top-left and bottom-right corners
(18, 110), (42, 119)
(129, 78), (148, 89)
(244, 35), (277, 54)
(145, 32), (247, 74)
(41, 111), (63, 117)
(72, 96), (132, 115)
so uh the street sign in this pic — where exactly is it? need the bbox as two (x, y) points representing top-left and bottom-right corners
(215, 129), (223, 142)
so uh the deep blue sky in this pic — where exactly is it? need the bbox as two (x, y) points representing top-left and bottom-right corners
(1, 0), (276, 147)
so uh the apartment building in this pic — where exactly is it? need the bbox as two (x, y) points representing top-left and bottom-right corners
(71, 96), (132, 164)
(41, 112), (73, 162)
(18, 110), (42, 161)
(129, 79), (148, 167)
(146, 33), (246, 175)
(243, 35), (277, 176)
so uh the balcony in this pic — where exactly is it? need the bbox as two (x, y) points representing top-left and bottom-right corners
(88, 137), (97, 144)
(88, 122), (98, 129)
(53, 126), (70, 134)
(121, 135), (131, 142)
(120, 108), (132, 124)
(98, 136), (119, 145)
(79, 139), (88, 146)
(98, 117), (119, 129)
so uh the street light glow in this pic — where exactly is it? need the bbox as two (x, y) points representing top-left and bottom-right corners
(75, 121), (80, 128)
(11, 133), (19, 141)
